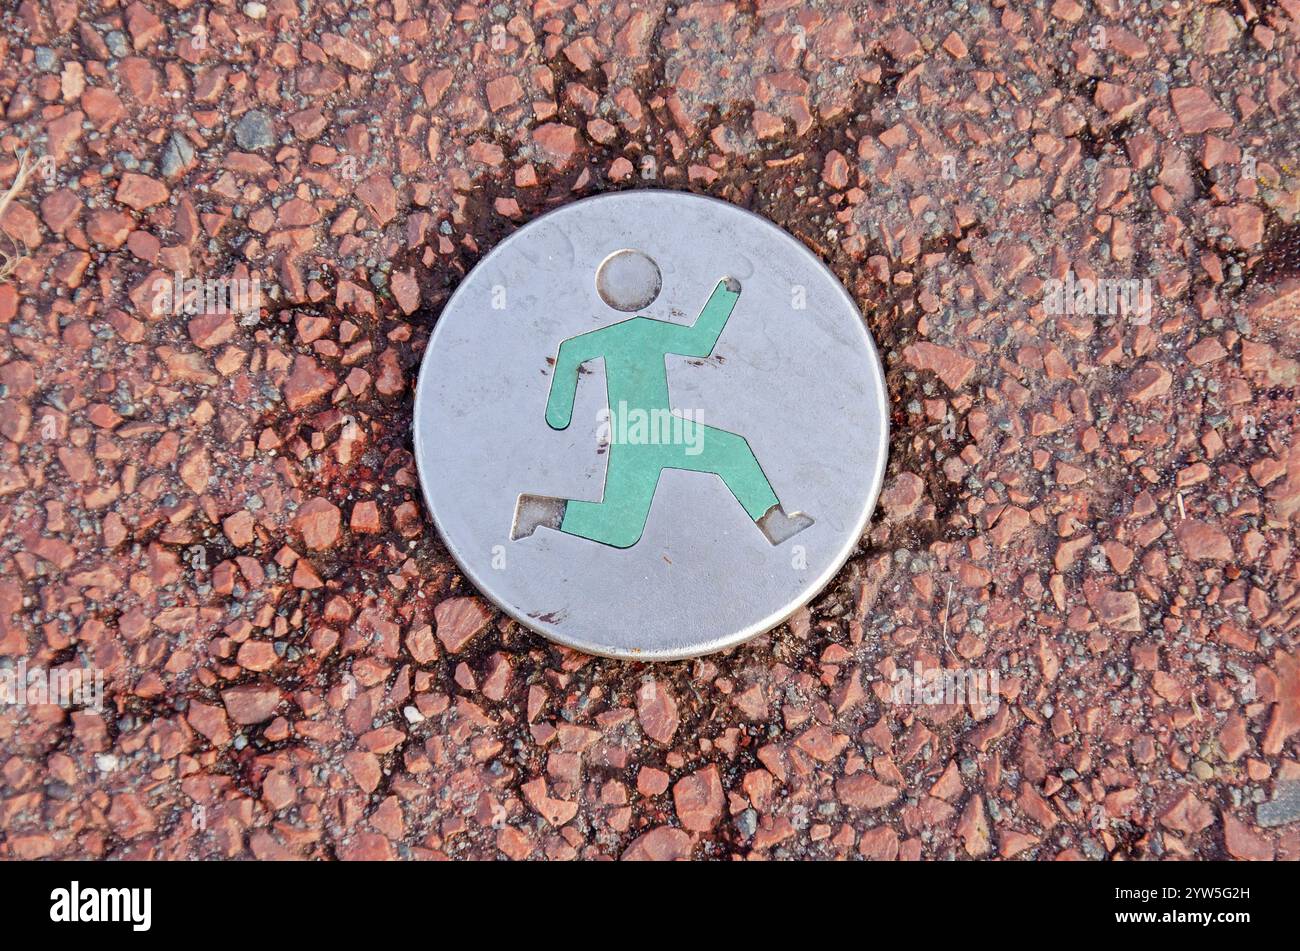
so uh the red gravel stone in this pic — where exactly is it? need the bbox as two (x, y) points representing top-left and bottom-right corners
(904, 341), (976, 390)
(114, 173), (169, 211)
(880, 472), (924, 520)
(858, 825), (899, 860)
(622, 827), (693, 861)
(223, 510), (255, 547)
(434, 597), (492, 654)
(391, 270), (420, 315)
(294, 497), (342, 551)
(350, 500), (381, 533)
(1174, 520), (1233, 562)
(1262, 651), (1300, 756)
(220, 685), (283, 725)
(1160, 791), (1215, 838)
(836, 773), (900, 809)
(1124, 361), (1172, 402)
(672, 765), (724, 832)
(82, 86), (125, 128)
(636, 678), (679, 745)
(355, 174), (399, 226)
(486, 76), (524, 112)
(1171, 87), (1234, 134)
(186, 701), (231, 747)
(532, 123), (580, 167)
(1222, 812), (1273, 861)
(283, 356), (336, 411)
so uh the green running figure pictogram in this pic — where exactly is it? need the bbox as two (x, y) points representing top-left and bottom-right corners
(512, 277), (814, 548)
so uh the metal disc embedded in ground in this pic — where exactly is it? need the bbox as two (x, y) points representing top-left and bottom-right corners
(414, 191), (888, 660)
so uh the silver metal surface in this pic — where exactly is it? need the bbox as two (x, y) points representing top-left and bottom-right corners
(414, 190), (888, 660)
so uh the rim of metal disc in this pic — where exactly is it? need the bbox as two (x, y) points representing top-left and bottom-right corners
(413, 189), (890, 660)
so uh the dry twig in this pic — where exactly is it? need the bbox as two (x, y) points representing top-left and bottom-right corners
(0, 151), (38, 284)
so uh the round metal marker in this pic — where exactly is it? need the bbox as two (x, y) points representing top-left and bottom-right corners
(414, 191), (888, 660)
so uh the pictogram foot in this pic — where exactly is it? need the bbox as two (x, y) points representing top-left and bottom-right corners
(511, 495), (567, 540)
(756, 504), (814, 545)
